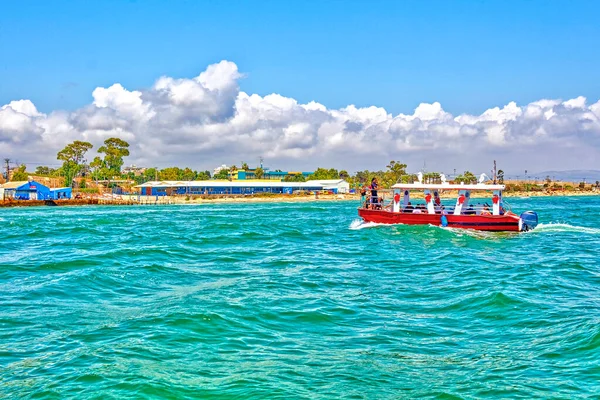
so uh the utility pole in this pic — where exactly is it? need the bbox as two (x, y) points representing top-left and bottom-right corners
(493, 160), (497, 184)
(4, 158), (10, 182)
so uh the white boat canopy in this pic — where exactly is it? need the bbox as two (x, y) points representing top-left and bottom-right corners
(391, 183), (505, 191)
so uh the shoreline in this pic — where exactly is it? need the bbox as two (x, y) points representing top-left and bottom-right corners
(1, 190), (599, 208)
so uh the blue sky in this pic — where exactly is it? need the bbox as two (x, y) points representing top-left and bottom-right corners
(2, 0), (599, 115)
(2, 1), (600, 173)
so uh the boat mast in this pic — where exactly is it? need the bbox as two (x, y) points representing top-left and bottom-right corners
(493, 160), (497, 184)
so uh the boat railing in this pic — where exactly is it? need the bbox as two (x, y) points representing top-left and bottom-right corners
(501, 199), (513, 214)
(359, 189), (394, 210)
(360, 189), (513, 216)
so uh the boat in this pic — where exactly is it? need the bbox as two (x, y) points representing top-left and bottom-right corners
(358, 179), (538, 232)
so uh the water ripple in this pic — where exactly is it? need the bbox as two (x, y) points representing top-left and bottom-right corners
(1, 197), (600, 398)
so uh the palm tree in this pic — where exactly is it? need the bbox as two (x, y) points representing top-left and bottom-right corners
(497, 169), (505, 184)
(229, 165), (238, 181)
(241, 162), (249, 171)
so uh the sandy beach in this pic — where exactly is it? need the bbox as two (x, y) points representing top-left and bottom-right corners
(125, 189), (600, 205)
(2, 189), (598, 208)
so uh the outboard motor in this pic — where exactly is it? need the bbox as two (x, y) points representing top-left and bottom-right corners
(519, 211), (539, 232)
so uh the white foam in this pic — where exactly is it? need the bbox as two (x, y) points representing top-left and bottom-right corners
(349, 219), (385, 230)
(533, 223), (600, 235)
(437, 226), (505, 239)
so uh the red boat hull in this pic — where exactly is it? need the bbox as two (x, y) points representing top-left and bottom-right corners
(358, 208), (521, 232)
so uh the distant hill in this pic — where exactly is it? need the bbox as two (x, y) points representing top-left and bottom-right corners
(531, 170), (600, 183)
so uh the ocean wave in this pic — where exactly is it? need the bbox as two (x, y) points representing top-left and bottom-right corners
(3, 200), (600, 398)
(534, 223), (600, 235)
(348, 219), (386, 230)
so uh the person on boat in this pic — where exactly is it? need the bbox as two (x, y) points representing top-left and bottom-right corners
(360, 185), (368, 208)
(434, 191), (441, 206)
(465, 204), (476, 215)
(412, 206), (422, 214)
(404, 202), (414, 213)
(481, 204), (491, 215)
(370, 178), (379, 208)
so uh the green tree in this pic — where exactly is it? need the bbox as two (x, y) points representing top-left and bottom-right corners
(182, 167), (196, 181)
(401, 173), (418, 184)
(35, 166), (56, 176)
(353, 171), (370, 186)
(90, 156), (108, 182)
(241, 162), (249, 171)
(12, 164), (29, 181)
(197, 170), (211, 180)
(52, 167), (64, 178)
(143, 168), (158, 182)
(497, 169), (505, 184)
(339, 170), (349, 180)
(57, 140), (93, 187)
(455, 171), (477, 184)
(382, 160), (407, 186)
(309, 167), (339, 180)
(160, 167), (183, 180)
(97, 138), (130, 178)
(284, 174), (306, 182)
(423, 172), (441, 184)
(214, 169), (229, 180)
(254, 167), (264, 179)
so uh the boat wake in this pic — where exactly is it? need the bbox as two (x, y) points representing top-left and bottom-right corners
(532, 223), (600, 235)
(435, 225), (511, 239)
(349, 219), (385, 230)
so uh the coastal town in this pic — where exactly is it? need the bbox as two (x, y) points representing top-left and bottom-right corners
(2, 138), (599, 207)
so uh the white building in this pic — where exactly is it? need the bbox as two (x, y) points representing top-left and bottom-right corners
(122, 165), (147, 176)
(213, 164), (228, 176)
(305, 179), (350, 193)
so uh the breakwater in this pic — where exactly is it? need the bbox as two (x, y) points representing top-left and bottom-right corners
(0, 198), (99, 207)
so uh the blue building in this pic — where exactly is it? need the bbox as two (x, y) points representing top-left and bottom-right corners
(234, 170), (313, 180)
(135, 180), (325, 196)
(0, 180), (71, 200)
(49, 187), (72, 200)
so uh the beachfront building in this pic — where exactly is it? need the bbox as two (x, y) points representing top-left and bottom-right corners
(306, 179), (350, 194)
(212, 164), (313, 181)
(122, 165), (147, 176)
(0, 180), (72, 200)
(213, 164), (228, 176)
(134, 180), (333, 196)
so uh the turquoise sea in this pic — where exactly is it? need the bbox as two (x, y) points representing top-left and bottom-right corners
(1, 196), (600, 398)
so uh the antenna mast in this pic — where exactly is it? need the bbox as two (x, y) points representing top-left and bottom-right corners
(4, 158), (10, 182)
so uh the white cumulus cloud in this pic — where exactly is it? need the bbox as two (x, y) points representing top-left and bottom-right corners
(1, 60), (599, 174)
